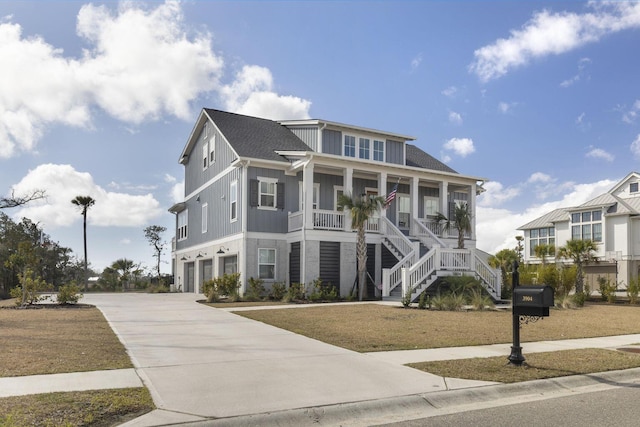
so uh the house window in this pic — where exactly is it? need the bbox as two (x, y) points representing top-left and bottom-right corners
(202, 142), (209, 170)
(334, 186), (344, 211)
(201, 203), (208, 233)
(570, 210), (602, 242)
(631, 182), (639, 193)
(373, 140), (384, 161)
(359, 138), (370, 159)
(258, 248), (276, 280)
(299, 182), (319, 211)
(209, 134), (216, 164)
(344, 135), (356, 157)
(178, 210), (188, 241)
(528, 227), (555, 256)
(230, 180), (237, 222)
(424, 197), (439, 217)
(260, 179), (276, 208)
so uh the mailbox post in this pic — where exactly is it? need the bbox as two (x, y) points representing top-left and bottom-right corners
(508, 261), (555, 366)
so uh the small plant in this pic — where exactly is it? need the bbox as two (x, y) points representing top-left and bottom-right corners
(556, 294), (577, 309)
(270, 282), (286, 301)
(10, 269), (51, 306)
(219, 273), (242, 302)
(245, 277), (265, 302)
(283, 282), (305, 302)
(431, 294), (446, 310)
(443, 292), (466, 311)
(147, 283), (170, 293)
(470, 288), (494, 311)
(202, 279), (219, 303)
(573, 291), (587, 307)
(57, 283), (83, 304)
(417, 292), (430, 309)
(598, 277), (616, 303)
(401, 286), (413, 308)
(627, 278), (640, 304)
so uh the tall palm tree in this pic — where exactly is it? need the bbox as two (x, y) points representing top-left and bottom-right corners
(71, 195), (95, 291)
(534, 243), (555, 266)
(435, 202), (472, 249)
(557, 239), (598, 294)
(338, 192), (385, 301)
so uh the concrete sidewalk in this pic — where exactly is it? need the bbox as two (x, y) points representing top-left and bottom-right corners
(5, 294), (640, 426)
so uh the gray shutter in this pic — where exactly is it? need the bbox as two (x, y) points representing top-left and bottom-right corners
(250, 179), (259, 207)
(276, 182), (285, 209)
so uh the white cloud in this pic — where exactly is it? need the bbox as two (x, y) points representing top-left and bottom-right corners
(527, 172), (552, 184)
(561, 57), (592, 87)
(410, 53), (423, 72)
(443, 137), (475, 157)
(10, 164), (163, 228)
(622, 100), (640, 124)
(164, 173), (177, 183)
(441, 153), (452, 163)
(120, 238), (132, 245)
(476, 181), (521, 207)
(441, 86), (458, 97)
(171, 180), (184, 203)
(631, 134), (640, 158)
(0, 1), (311, 157)
(221, 65), (311, 120)
(576, 112), (586, 124)
(469, 3), (640, 82)
(498, 102), (517, 114)
(477, 177), (617, 254)
(448, 111), (463, 125)
(586, 147), (614, 162)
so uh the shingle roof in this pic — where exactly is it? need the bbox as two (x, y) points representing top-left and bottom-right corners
(204, 109), (311, 163)
(405, 144), (458, 174)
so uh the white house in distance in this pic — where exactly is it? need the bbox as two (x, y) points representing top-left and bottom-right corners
(169, 109), (501, 301)
(518, 172), (640, 289)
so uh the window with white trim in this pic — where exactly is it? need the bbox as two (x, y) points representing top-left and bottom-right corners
(631, 182), (639, 193)
(299, 182), (319, 211)
(258, 248), (276, 280)
(373, 139), (384, 161)
(359, 138), (370, 159)
(344, 135), (356, 157)
(201, 203), (208, 233)
(334, 186), (344, 211)
(209, 134), (216, 164)
(260, 179), (277, 209)
(424, 196), (439, 217)
(528, 227), (555, 256)
(178, 210), (188, 241)
(230, 180), (237, 222)
(570, 210), (602, 242)
(202, 142), (209, 170)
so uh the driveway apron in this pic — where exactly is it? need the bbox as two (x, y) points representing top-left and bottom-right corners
(83, 293), (446, 419)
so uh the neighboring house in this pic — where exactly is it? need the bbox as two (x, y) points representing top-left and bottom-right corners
(518, 172), (640, 289)
(169, 109), (500, 301)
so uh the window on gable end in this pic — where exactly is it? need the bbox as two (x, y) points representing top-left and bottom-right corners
(202, 203), (208, 233)
(209, 134), (216, 164)
(203, 141), (209, 170)
(631, 182), (639, 193)
(230, 180), (237, 222)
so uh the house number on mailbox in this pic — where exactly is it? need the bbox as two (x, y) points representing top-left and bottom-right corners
(522, 295), (533, 302)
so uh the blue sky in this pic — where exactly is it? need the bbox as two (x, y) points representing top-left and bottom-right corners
(1, 1), (640, 274)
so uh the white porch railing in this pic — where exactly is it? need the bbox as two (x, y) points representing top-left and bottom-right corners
(313, 209), (344, 230)
(288, 211), (304, 231)
(379, 216), (416, 296)
(413, 217), (447, 248)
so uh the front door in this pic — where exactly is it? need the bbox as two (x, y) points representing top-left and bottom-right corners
(185, 262), (194, 292)
(397, 194), (410, 230)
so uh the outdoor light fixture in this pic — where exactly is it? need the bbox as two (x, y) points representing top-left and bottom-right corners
(180, 256), (187, 261)
(196, 252), (207, 258)
(216, 246), (229, 254)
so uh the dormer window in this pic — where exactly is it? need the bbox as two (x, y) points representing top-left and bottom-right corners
(344, 135), (356, 157)
(631, 182), (638, 193)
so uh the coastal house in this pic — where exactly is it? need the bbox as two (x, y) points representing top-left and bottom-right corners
(169, 109), (500, 301)
(518, 172), (640, 289)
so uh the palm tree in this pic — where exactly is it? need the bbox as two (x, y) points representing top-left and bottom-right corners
(435, 202), (472, 249)
(534, 243), (555, 266)
(111, 258), (135, 291)
(557, 239), (598, 294)
(488, 248), (518, 289)
(71, 195), (95, 291)
(338, 192), (385, 301)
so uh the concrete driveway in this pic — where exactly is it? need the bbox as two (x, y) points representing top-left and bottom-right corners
(83, 293), (459, 424)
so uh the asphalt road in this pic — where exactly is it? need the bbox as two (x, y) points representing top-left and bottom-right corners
(378, 386), (640, 427)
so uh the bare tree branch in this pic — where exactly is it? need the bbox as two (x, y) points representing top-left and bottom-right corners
(0, 190), (46, 209)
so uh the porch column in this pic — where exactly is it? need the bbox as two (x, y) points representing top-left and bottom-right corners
(303, 161), (315, 229)
(411, 176), (419, 235)
(439, 181), (449, 238)
(344, 167), (353, 231)
(379, 171), (387, 218)
(470, 182), (477, 242)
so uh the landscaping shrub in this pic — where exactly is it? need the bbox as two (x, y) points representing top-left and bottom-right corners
(573, 291), (587, 307)
(470, 288), (494, 311)
(57, 283), (82, 304)
(269, 282), (286, 301)
(558, 265), (577, 296)
(147, 283), (170, 293)
(308, 278), (339, 302)
(628, 278), (640, 304)
(283, 282), (305, 302)
(417, 292), (430, 309)
(245, 277), (265, 302)
(218, 273), (241, 302)
(10, 269), (50, 306)
(598, 276), (616, 303)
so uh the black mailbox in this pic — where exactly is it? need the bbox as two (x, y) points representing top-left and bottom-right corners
(513, 285), (554, 317)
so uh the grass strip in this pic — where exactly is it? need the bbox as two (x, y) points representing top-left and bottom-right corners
(0, 387), (154, 427)
(236, 303), (640, 352)
(408, 348), (640, 383)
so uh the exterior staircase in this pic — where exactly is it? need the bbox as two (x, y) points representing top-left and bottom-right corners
(381, 217), (502, 303)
